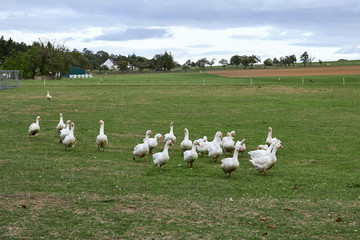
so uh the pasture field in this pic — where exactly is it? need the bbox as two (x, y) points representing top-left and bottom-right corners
(0, 72), (359, 239)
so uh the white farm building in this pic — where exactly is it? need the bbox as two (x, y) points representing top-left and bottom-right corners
(101, 58), (118, 70)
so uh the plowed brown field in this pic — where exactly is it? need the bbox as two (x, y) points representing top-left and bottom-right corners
(209, 66), (360, 77)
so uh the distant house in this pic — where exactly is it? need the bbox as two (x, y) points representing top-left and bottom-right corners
(101, 58), (118, 70)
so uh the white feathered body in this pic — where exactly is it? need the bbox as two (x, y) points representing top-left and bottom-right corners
(133, 130), (152, 160)
(56, 113), (65, 134)
(249, 142), (283, 174)
(184, 140), (199, 167)
(208, 131), (223, 161)
(59, 120), (71, 143)
(63, 123), (76, 149)
(180, 128), (192, 153)
(164, 122), (176, 143)
(96, 120), (108, 151)
(148, 133), (162, 152)
(28, 116), (40, 137)
(221, 141), (242, 177)
(153, 140), (172, 168)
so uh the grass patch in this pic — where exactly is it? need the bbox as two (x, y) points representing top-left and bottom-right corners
(0, 72), (359, 239)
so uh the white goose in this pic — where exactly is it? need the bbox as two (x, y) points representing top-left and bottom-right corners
(153, 140), (172, 171)
(63, 122), (76, 149)
(248, 139), (280, 159)
(221, 141), (242, 177)
(133, 130), (152, 161)
(184, 140), (200, 168)
(257, 127), (277, 150)
(59, 120), (71, 143)
(56, 113), (66, 134)
(148, 133), (162, 154)
(221, 131), (236, 147)
(164, 122), (176, 143)
(96, 120), (108, 152)
(239, 138), (247, 157)
(180, 128), (192, 154)
(46, 91), (52, 100)
(207, 131), (223, 162)
(196, 136), (208, 155)
(28, 116), (40, 138)
(249, 141), (283, 175)
(221, 131), (236, 154)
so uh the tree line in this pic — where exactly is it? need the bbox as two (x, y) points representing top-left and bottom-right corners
(0, 37), (177, 78)
(0, 36), (317, 79)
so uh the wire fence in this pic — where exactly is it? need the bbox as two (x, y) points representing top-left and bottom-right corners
(0, 70), (22, 90)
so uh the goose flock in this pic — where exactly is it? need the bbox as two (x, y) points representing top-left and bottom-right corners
(28, 92), (282, 177)
(132, 121), (283, 176)
(29, 112), (108, 152)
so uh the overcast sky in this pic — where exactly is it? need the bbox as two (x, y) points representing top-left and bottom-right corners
(1, 0), (360, 64)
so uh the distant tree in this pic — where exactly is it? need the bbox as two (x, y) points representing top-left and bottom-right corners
(181, 64), (190, 71)
(128, 54), (138, 71)
(273, 57), (280, 66)
(1, 51), (32, 78)
(70, 50), (89, 69)
(152, 51), (176, 71)
(230, 55), (241, 68)
(219, 59), (229, 69)
(208, 58), (216, 68)
(308, 54), (316, 66)
(117, 59), (129, 72)
(319, 59), (323, 66)
(289, 54), (297, 66)
(248, 55), (261, 69)
(300, 51), (309, 67)
(196, 58), (209, 70)
(239, 55), (251, 69)
(263, 58), (273, 68)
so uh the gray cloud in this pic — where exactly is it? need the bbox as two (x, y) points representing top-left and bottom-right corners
(1, 0), (360, 62)
(335, 45), (360, 54)
(93, 28), (172, 41)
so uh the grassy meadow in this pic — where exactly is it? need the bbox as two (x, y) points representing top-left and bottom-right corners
(0, 72), (359, 239)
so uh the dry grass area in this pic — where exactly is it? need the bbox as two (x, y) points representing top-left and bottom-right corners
(210, 66), (360, 78)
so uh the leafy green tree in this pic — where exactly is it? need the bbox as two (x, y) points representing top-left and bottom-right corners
(230, 55), (241, 68)
(300, 51), (309, 67)
(152, 51), (176, 71)
(70, 50), (90, 69)
(248, 55), (261, 69)
(239, 55), (251, 69)
(273, 58), (280, 66)
(263, 58), (273, 68)
(1, 51), (32, 78)
(117, 59), (129, 72)
(208, 58), (216, 68)
(289, 54), (297, 66)
(219, 59), (229, 69)
(196, 58), (209, 70)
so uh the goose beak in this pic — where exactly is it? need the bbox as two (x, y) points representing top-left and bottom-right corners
(160, 136), (163, 140)
(280, 145), (283, 148)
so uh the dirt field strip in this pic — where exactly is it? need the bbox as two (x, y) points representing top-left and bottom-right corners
(209, 66), (360, 77)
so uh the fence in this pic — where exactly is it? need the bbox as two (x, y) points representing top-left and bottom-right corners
(0, 70), (22, 89)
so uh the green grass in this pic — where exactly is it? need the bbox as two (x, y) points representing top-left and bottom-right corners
(1, 72), (359, 239)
